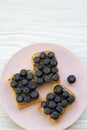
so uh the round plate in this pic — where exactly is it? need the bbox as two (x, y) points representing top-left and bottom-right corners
(0, 43), (87, 130)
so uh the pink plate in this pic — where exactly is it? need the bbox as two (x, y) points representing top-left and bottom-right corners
(0, 43), (87, 130)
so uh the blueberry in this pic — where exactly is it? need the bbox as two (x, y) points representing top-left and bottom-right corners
(15, 87), (23, 94)
(23, 87), (30, 94)
(36, 70), (43, 77)
(43, 67), (51, 75)
(24, 96), (31, 102)
(37, 78), (44, 85)
(44, 108), (51, 115)
(51, 111), (59, 120)
(20, 69), (27, 77)
(50, 59), (58, 67)
(61, 100), (68, 107)
(51, 74), (59, 81)
(14, 73), (20, 81)
(47, 52), (54, 59)
(47, 93), (55, 101)
(33, 56), (41, 63)
(41, 101), (47, 108)
(56, 104), (63, 113)
(43, 58), (50, 65)
(48, 101), (57, 109)
(16, 95), (24, 103)
(10, 80), (18, 88)
(31, 91), (39, 99)
(37, 64), (43, 70)
(21, 79), (28, 86)
(28, 82), (37, 90)
(52, 67), (58, 73)
(54, 85), (63, 94)
(44, 76), (51, 83)
(54, 96), (61, 103)
(62, 91), (69, 98)
(67, 75), (76, 84)
(27, 73), (34, 80)
(40, 52), (46, 59)
(68, 96), (75, 103)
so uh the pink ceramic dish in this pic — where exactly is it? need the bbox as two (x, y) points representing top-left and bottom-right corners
(0, 43), (87, 130)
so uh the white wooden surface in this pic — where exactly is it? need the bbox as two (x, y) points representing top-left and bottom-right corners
(0, 0), (87, 129)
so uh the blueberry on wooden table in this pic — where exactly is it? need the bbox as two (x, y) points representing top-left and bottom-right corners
(51, 111), (59, 120)
(20, 69), (27, 77)
(67, 75), (76, 84)
(47, 52), (54, 59)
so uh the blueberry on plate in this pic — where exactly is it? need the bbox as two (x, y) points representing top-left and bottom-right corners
(10, 80), (18, 88)
(15, 87), (23, 94)
(20, 69), (27, 77)
(44, 76), (51, 83)
(37, 64), (43, 70)
(28, 82), (37, 90)
(41, 101), (47, 108)
(56, 104), (63, 113)
(47, 93), (55, 101)
(68, 95), (75, 103)
(43, 58), (50, 65)
(31, 91), (39, 99)
(43, 67), (51, 75)
(40, 52), (46, 59)
(54, 96), (61, 103)
(62, 91), (69, 98)
(51, 74), (59, 81)
(23, 87), (30, 94)
(37, 78), (44, 85)
(27, 73), (34, 80)
(21, 79), (28, 86)
(48, 101), (57, 109)
(14, 73), (21, 81)
(67, 75), (76, 84)
(50, 59), (58, 67)
(36, 70), (43, 77)
(52, 67), (58, 73)
(51, 111), (59, 120)
(54, 85), (63, 94)
(16, 95), (24, 103)
(47, 52), (54, 59)
(33, 56), (41, 63)
(24, 96), (31, 102)
(61, 100), (68, 107)
(44, 108), (51, 115)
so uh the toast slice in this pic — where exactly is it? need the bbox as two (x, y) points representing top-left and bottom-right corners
(8, 69), (41, 109)
(31, 51), (60, 85)
(39, 83), (75, 123)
